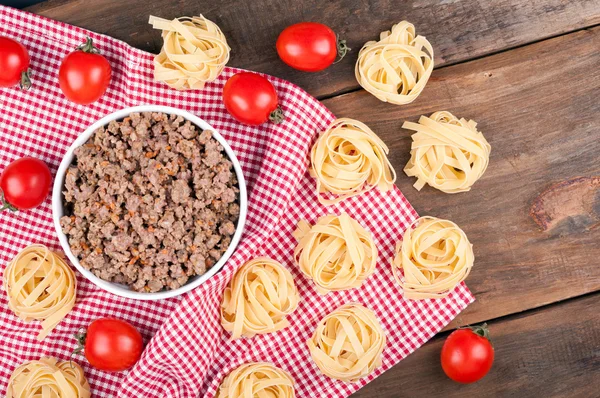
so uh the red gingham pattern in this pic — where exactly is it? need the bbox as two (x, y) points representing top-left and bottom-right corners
(0, 6), (474, 397)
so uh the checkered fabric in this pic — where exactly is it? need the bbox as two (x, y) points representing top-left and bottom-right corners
(0, 6), (474, 397)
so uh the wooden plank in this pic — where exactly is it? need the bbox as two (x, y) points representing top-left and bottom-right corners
(322, 26), (600, 329)
(26, 0), (600, 98)
(353, 293), (600, 397)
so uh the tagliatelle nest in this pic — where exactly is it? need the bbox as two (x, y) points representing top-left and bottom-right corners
(403, 111), (491, 193)
(355, 21), (433, 105)
(220, 257), (299, 339)
(307, 303), (386, 382)
(4, 244), (77, 341)
(216, 362), (295, 398)
(7, 357), (91, 398)
(293, 214), (377, 294)
(149, 15), (230, 90)
(391, 216), (474, 299)
(310, 118), (396, 205)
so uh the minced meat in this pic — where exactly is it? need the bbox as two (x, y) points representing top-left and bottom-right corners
(61, 112), (240, 292)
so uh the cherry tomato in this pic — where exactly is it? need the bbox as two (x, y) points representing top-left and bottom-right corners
(223, 72), (284, 126)
(441, 323), (495, 383)
(75, 318), (143, 372)
(0, 157), (51, 211)
(0, 36), (31, 90)
(59, 37), (112, 105)
(276, 22), (349, 72)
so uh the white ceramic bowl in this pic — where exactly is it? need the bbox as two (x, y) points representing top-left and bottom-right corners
(52, 105), (247, 300)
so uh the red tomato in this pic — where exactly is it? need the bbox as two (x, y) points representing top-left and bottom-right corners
(59, 37), (112, 105)
(75, 318), (143, 372)
(0, 157), (51, 211)
(276, 22), (349, 72)
(441, 324), (495, 383)
(0, 36), (31, 90)
(223, 72), (284, 126)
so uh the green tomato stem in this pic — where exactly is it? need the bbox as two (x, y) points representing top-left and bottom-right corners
(0, 190), (18, 212)
(77, 37), (100, 54)
(269, 107), (285, 124)
(20, 70), (32, 91)
(468, 323), (491, 341)
(333, 36), (351, 64)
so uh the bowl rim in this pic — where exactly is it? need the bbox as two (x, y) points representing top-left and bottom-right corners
(52, 105), (248, 300)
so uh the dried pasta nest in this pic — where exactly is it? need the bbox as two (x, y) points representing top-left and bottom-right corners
(310, 118), (396, 205)
(391, 216), (474, 299)
(216, 362), (295, 398)
(7, 357), (91, 398)
(307, 303), (386, 382)
(355, 21), (433, 105)
(221, 257), (299, 339)
(293, 214), (377, 294)
(149, 15), (230, 90)
(3, 244), (77, 341)
(404, 111), (491, 193)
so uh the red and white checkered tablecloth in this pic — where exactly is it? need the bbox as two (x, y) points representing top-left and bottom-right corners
(0, 5), (474, 397)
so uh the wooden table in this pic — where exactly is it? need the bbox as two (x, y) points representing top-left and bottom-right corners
(26, 0), (600, 396)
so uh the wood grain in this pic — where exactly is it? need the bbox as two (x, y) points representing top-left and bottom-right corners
(322, 26), (600, 329)
(21, 1), (600, 396)
(353, 293), (600, 397)
(26, 0), (600, 99)
(530, 176), (600, 233)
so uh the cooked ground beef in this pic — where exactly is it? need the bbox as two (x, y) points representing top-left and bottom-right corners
(61, 112), (240, 292)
